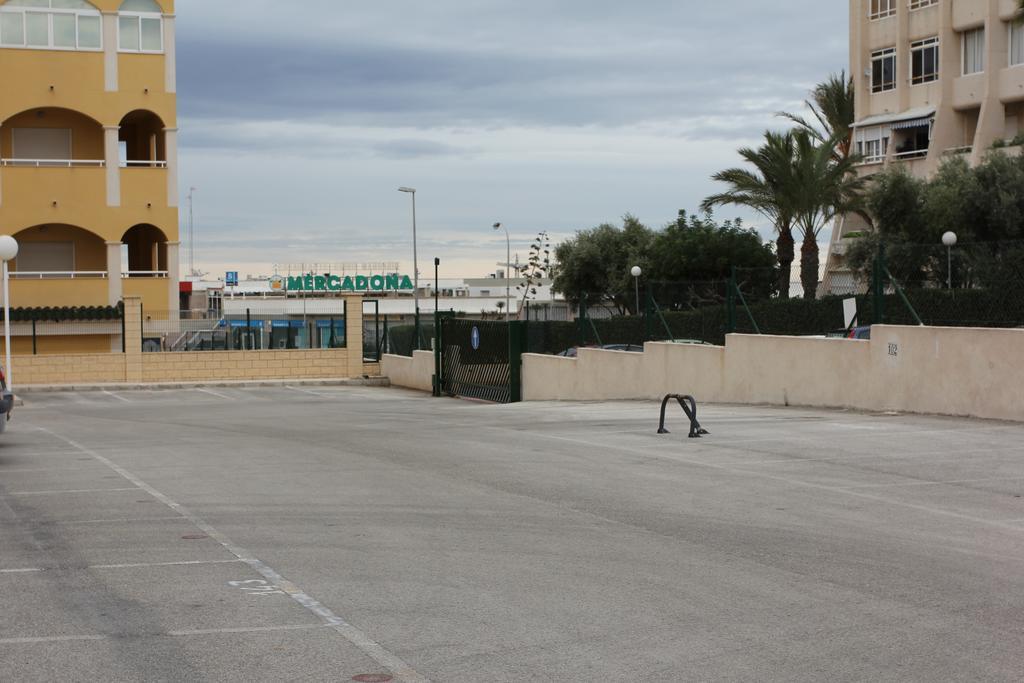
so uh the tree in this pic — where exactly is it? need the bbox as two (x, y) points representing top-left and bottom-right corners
(701, 131), (799, 298)
(515, 231), (552, 311)
(848, 153), (1024, 288)
(791, 130), (865, 300)
(552, 215), (654, 314)
(778, 71), (856, 161)
(648, 210), (777, 307)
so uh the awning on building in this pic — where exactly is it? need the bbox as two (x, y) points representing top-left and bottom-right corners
(852, 107), (936, 129)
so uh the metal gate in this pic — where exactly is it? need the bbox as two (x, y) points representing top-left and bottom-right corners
(439, 318), (523, 403)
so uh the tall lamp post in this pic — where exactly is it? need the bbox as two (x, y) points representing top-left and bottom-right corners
(942, 231), (957, 290)
(493, 222), (511, 319)
(398, 187), (420, 348)
(630, 265), (642, 315)
(0, 236), (19, 390)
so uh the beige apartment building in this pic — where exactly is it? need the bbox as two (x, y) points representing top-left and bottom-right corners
(822, 0), (1024, 294)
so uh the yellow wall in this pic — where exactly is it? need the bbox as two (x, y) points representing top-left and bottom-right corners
(3, 334), (113, 356)
(125, 277), (170, 313)
(9, 277), (109, 308)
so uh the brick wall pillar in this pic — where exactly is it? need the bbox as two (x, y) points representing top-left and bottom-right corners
(344, 295), (364, 378)
(123, 296), (143, 382)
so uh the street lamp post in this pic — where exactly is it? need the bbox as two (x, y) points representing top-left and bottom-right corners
(0, 236), (19, 390)
(398, 187), (420, 348)
(630, 266), (642, 315)
(942, 231), (957, 290)
(493, 223), (510, 319)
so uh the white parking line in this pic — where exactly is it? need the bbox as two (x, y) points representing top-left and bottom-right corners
(7, 488), (138, 496)
(102, 390), (131, 403)
(50, 516), (185, 526)
(38, 428), (430, 683)
(0, 624), (327, 646)
(195, 387), (234, 401)
(0, 560), (244, 574)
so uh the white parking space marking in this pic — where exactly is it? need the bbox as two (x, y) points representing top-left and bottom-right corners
(0, 624), (327, 646)
(51, 516), (185, 526)
(8, 488), (138, 496)
(37, 428), (430, 683)
(90, 559), (246, 570)
(195, 387), (234, 401)
(102, 390), (131, 403)
(285, 386), (329, 397)
(0, 568), (44, 574)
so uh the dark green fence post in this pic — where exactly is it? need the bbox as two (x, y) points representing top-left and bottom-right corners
(873, 245), (886, 325)
(31, 318), (37, 355)
(577, 294), (588, 346)
(246, 308), (252, 350)
(508, 320), (527, 403)
(726, 270), (738, 335)
(644, 287), (653, 342)
(433, 311), (442, 397)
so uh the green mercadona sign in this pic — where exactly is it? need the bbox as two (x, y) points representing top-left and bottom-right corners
(270, 273), (415, 293)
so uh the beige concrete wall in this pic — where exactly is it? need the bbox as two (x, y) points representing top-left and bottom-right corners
(518, 326), (1024, 422)
(140, 348), (351, 383)
(13, 352), (127, 385)
(381, 351), (435, 393)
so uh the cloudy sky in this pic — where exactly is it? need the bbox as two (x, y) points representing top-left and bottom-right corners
(175, 0), (848, 279)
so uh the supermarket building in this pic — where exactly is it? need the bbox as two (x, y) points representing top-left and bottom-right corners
(0, 0), (179, 354)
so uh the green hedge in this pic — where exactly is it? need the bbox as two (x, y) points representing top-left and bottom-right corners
(10, 305), (123, 322)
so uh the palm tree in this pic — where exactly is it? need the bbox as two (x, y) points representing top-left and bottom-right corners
(779, 72), (856, 161)
(702, 131), (799, 298)
(791, 130), (866, 299)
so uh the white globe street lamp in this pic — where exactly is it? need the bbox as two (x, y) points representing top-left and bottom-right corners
(942, 231), (957, 290)
(0, 235), (19, 390)
(630, 266), (642, 315)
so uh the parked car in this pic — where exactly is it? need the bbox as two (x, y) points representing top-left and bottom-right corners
(556, 344), (644, 357)
(824, 326), (871, 340)
(0, 366), (13, 432)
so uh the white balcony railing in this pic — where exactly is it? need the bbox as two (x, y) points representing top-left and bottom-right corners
(121, 160), (168, 168)
(944, 145), (972, 155)
(11, 271), (108, 279)
(122, 271), (169, 278)
(893, 149), (929, 160)
(0, 158), (105, 168)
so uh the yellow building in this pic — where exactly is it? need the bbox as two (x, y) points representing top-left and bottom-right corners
(0, 0), (178, 353)
(823, 0), (1024, 294)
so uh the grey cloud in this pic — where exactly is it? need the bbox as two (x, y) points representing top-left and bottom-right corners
(176, 1), (846, 133)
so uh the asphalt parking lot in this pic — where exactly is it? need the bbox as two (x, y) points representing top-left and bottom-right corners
(2, 386), (1024, 682)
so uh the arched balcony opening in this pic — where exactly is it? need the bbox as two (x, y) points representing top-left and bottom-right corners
(10, 224), (107, 278)
(122, 223), (168, 277)
(118, 110), (166, 168)
(0, 107), (105, 168)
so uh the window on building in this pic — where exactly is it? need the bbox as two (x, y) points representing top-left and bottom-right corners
(963, 28), (985, 75)
(118, 0), (163, 53)
(911, 37), (940, 84)
(854, 126), (890, 163)
(0, 0), (101, 51)
(11, 127), (72, 162)
(17, 242), (75, 273)
(871, 47), (897, 93)
(1012, 22), (1024, 67)
(869, 0), (896, 20)
(909, 0), (938, 10)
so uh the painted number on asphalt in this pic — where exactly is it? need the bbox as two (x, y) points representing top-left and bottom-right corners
(228, 579), (285, 596)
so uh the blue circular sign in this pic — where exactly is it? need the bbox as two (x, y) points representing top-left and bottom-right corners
(470, 326), (481, 350)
